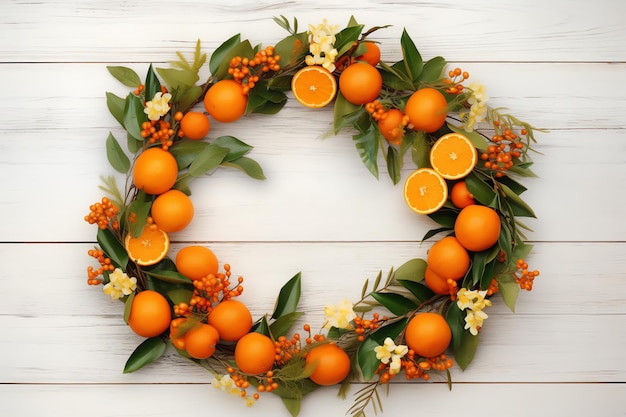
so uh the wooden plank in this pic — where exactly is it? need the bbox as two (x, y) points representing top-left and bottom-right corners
(1, 0), (625, 62)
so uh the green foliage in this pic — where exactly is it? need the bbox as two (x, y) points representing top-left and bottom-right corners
(105, 92), (125, 127)
(272, 272), (302, 319)
(143, 64), (162, 102)
(123, 337), (167, 373)
(96, 228), (128, 269)
(107, 66), (141, 88)
(122, 93), (147, 141)
(105, 133), (130, 174)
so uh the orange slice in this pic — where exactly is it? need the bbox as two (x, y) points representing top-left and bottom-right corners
(125, 225), (170, 266)
(403, 168), (448, 214)
(429, 133), (478, 180)
(291, 65), (337, 108)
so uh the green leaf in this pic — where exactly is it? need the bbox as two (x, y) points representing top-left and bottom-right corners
(156, 67), (199, 89)
(427, 207), (458, 229)
(352, 115), (380, 179)
(500, 182), (536, 218)
(333, 92), (362, 134)
(512, 241), (533, 262)
(400, 28), (423, 83)
(271, 272), (302, 319)
(96, 227), (128, 269)
(281, 397), (302, 417)
(222, 157), (266, 180)
(445, 303), (465, 351)
(127, 132), (142, 154)
(480, 259), (497, 292)
(252, 315), (271, 336)
(447, 123), (488, 152)
(465, 172), (498, 208)
(370, 292), (417, 316)
(126, 191), (151, 238)
(174, 174), (193, 195)
(334, 24), (364, 56)
(166, 288), (193, 305)
(410, 131), (430, 168)
(107, 66), (141, 88)
(123, 291), (135, 324)
(144, 64), (162, 102)
(188, 144), (229, 177)
(357, 337), (382, 381)
(370, 317), (409, 345)
(214, 40), (254, 81)
(394, 258), (427, 282)
(170, 140), (210, 170)
(270, 311), (305, 337)
(498, 221), (513, 263)
(497, 274), (520, 312)
(123, 93), (148, 141)
(420, 56), (446, 83)
(106, 92), (126, 127)
(386, 145), (401, 184)
(123, 337), (167, 373)
(469, 250), (488, 288)
(397, 280), (434, 304)
(422, 227), (451, 242)
(496, 175), (527, 195)
(143, 269), (193, 285)
(105, 132), (130, 174)
(212, 136), (253, 162)
(210, 33), (241, 76)
(378, 61), (415, 90)
(455, 331), (479, 370)
(274, 32), (309, 68)
(174, 85), (203, 113)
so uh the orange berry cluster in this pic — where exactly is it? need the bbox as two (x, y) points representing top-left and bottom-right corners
(365, 100), (386, 121)
(443, 67), (469, 94)
(486, 277), (499, 296)
(228, 46), (281, 95)
(86, 248), (115, 285)
(302, 323), (326, 345)
(133, 84), (145, 96)
(84, 197), (119, 230)
(514, 258), (539, 291)
(254, 370), (280, 395)
(377, 352), (454, 383)
(174, 264), (244, 316)
(141, 120), (175, 151)
(273, 334), (302, 366)
(480, 123), (527, 178)
(446, 278), (459, 301)
(354, 313), (386, 342)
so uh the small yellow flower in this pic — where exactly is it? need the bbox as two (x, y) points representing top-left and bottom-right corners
(374, 337), (408, 374)
(307, 19), (339, 72)
(102, 268), (137, 300)
(323, 299), (356, 329)
(463, 82), (489, 132)
(464, 309), (488, 336)
(456, 287), (492, 335)
(144, 92), (172, 121)
(211, 374), (256, 406)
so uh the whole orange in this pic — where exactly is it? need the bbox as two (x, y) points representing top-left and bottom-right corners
(150, 189), (194, 233)
(450, 181), (475, 209)
(339, 62), (382, 105)
(454, 205), (501, 252)
(132, 147), (178, 195)
(127, 290), (171, 338)
(427, 236), (470, 281)
(234, 332), (276, 374)
(306, 343), (351, 386)
(404, 87), (448, 133)
(377, 108), (405, 145)
(180, 111), (210, 140)
(404, 312), (452, 358)
(203, 79), (247, 123)
(424, 267), (449, 295)
(207, 299), (253, 342)
(175, 245), (219, 281)
(185, 323), (220, 359)
(356, 41), (381, 66)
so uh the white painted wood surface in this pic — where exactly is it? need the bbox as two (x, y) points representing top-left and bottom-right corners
(1, 1), (625, 416)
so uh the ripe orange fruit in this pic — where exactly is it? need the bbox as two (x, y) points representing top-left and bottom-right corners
(291, 66), (337, 108)
(150, 189), (194, 233)
(426, 236), (470, 281)
(450, 181), (475, 209)
(306, 343), (351, 386)
(404, 312), (452, 358)
(185, 323), (220, 359)
(203, 79), (247, 123)
(454, 205), (501, 252)
(403, 168), (448, 215)
(125, 224), (170, 266)
(378, 108), (405, 145)
(132, 147), (178, 195)
(207, 299), (253, 342)
(404, 88), (448, 133)
(234, 332), (276, 374)
(127, 290), (172, 338)
(430, 133), (478, 180)
(175, 245), (219, 281)
(180, 111), (210, 140)
(356, 41), (381, 66)
(339, 62), (382, 105)
(424, 267), (449, 295)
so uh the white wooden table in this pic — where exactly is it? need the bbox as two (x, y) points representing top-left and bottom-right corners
(1, 1), (625, 416)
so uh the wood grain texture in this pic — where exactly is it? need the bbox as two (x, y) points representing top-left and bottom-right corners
(1, 0), (624, 416)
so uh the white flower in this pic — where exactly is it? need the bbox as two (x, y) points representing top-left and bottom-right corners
(323, 299), (356, 329)
(102, 268), (137, 300)
(463, 82), (489, 132)
(144, 92), (172, 121)
(374, 337), (408, 374)
(464, 309), (489, 336)
(211, 374), (256, 406)
(307, 19), (339, 72)
(456, 287), (492, 335)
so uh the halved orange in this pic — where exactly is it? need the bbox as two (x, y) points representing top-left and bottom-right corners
(291, 65), (337, 108)
(429, 133), (478, 180)
(125, 224), (170, 266)
(404, 168), (448, 214)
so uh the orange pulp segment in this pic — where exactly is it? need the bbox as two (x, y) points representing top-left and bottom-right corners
(125, 225), (170, 266)
(291, 66), (337, 108)
(429, 133), (478, 180)
(403, 168), (448, 214)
